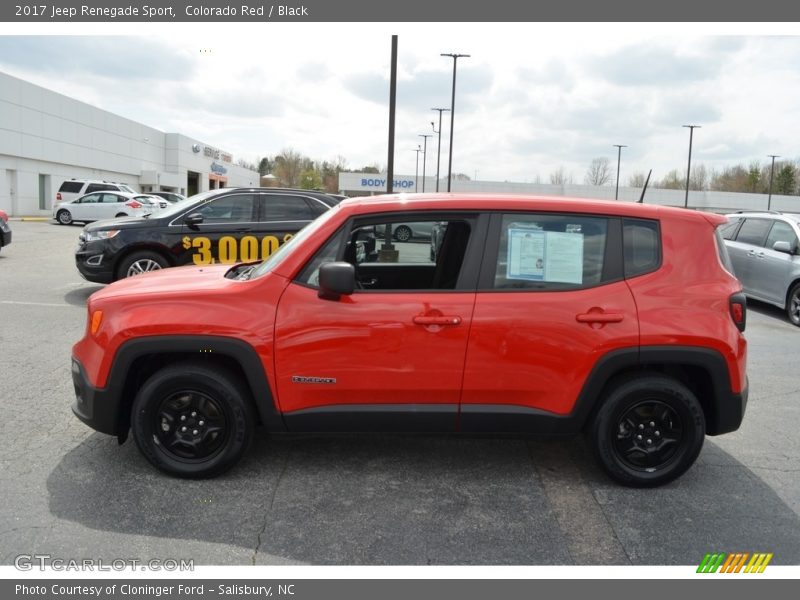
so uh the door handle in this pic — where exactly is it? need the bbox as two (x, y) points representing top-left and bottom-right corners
(576, 312), (624, 324)
(413, 315), (462, 326)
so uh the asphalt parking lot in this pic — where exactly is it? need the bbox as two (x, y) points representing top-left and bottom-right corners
(1, 220), (799, 566)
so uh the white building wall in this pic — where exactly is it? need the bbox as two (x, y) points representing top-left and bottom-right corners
(0, 71), (258, 216)
(338, 172), (800, 214)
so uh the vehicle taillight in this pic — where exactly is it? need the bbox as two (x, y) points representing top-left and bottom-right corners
(730, 292), (746, 332)
(126, 201), (142, 209)
(56, 192), (62, 201)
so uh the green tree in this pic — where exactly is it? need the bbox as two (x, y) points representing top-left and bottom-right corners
(775, 164), (797, 195)
(747, 161), (761, 192)
(257, 157), (272, 176)
(299, 169), (323, 190)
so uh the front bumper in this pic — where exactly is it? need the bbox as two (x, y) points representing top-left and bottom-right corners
(71, 358), (121, 436)
(0, 226), (10, 248)
(75, 242), (115, 283)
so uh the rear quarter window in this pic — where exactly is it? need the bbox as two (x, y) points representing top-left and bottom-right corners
(623, 218), (661, 278)
(58, 181), (83, 193)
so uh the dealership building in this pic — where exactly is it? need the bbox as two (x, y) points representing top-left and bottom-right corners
(0, 71), (259, 216)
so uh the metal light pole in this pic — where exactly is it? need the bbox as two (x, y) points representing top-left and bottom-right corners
(683, 125), (701, 208)
(613, 144), (627, 200)
(767, 154), (780, 210)
(418, 134), (432, 192)
(431, 108), (449, 192)
(441, 52), (470, 192)
(413, 145), (421, 192)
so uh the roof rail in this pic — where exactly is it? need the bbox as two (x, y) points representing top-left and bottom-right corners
(734, 210), (782, 214)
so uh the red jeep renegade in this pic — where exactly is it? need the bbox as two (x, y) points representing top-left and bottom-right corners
(71, 195), (748, 486)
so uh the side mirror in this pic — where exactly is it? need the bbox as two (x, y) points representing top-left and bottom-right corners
(773, 240), (793, 254)
(184, 213), (204, 229)
(318, 262), (355, 300)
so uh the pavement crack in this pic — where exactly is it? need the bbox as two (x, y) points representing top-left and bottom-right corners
(251, 449), (290, 565)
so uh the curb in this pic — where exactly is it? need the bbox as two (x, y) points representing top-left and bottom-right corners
(13, 217), (51, 222)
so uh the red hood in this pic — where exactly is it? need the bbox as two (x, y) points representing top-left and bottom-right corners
(90, 264), (238, 301)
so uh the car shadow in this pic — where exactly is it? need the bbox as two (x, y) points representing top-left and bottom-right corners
(63, 285), (104, 306)
(45, 432), (800, 565)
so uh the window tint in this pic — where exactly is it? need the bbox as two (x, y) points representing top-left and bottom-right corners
(85, 183), (117, 193)
(297, 217), (472, 291)
(259, 195), (318, 221)
(765, 221), (798, 250)
(623, 218), (660, 278)
(493, 214), (607, 289)
(735, 218), (772, 246)
(195, 194), (256, 223)
(59, 181), (83, 193)
(719, 218), (742, 240)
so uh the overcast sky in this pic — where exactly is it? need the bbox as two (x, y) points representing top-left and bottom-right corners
(0, 24), (799, 185)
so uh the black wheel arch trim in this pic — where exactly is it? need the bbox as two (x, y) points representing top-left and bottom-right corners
(74, 335), (286, 438)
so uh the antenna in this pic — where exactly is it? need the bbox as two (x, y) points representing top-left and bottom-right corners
(638, 169), (652, 203)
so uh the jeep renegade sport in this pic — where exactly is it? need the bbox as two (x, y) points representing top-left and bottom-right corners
(71, 195), (748, 487)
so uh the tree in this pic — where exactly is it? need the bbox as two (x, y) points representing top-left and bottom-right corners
(584, 157), (612, 186)
(299, 169), (323, 190)
(657, 169), (684, 189)
(236, 158), (258, 171)
(257, 157), (272, 176)
(689, 164), (710, 191)
(775, 164), (797, 195)
(628, 172), (647, 188)
(747, 161), (761, 193)
(273, 148), (305, 187)
(549, 166), (573, 185)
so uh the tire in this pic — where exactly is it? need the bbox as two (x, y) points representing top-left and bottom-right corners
(589, 374), (705, 487)
(787, 282), (800, 327)
(116, 250), (168, 280)
(394, 225), (412, 242)
(56, 209), (72, 225)
(131, 362), (255, 478)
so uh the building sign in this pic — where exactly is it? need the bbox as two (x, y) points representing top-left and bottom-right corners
(360, 177), (415, 189)
(201, 145), (233, 163)
(210, 162), (228, 175)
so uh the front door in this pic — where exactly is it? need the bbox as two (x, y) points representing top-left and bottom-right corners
(273, 214), (484, 431)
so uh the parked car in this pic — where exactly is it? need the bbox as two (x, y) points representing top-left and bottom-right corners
(149, 191), (186, 203)
(722, 211), (800, 326)
(71, 194), (748, 486)
(0, 209), (11, 252)
(74, 187), (336, 283)
(375, 221), (435, 242)
(53, 191), (165, 225)
(55, 179), (135, 206)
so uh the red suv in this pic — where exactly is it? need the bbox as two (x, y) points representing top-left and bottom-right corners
(71, 195), (748, 486)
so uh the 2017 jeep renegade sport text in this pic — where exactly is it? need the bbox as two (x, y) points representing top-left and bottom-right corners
(71, 195), (748, 487)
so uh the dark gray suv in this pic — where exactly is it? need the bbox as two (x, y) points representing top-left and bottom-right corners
(722, 211), (800, 326)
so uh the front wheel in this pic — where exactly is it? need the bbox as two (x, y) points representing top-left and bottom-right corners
(116, 250), (168, 280)
(589, 374), (705, 487)
(131, 362), (255, 478)
(394, 225), (412, 242)
(787, 282), (800, 326)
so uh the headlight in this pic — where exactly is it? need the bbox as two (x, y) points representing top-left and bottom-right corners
(84, 230), (120, 242)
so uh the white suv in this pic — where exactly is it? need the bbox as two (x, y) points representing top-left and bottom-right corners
(55, 179), (136, 206)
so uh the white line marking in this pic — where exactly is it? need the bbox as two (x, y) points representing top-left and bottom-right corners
(1, 300), (76, 308)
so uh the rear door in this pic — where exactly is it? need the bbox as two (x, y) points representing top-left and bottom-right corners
(460, 212), (639, 429)
(757, 220), (799, 305)
(253, 193), (326, 259)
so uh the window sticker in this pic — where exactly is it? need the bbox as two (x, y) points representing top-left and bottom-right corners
(507, 228), (584, 284)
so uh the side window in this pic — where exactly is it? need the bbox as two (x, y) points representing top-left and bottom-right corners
(78, 194), (99, 204)
(259, 195), (319, 222)
(195, 194), (256, 223)
(85, 184), (115, 193)
(735, 218), (772, 247)
(297, 217), (473, 291)
(100, 194), (121, 203)
(493, 213), (608, 290)
(623, 218), (660, 278)
(765, 221), (798, 251)
(58, 181), (83, 193)
(719, 218), (742, 240)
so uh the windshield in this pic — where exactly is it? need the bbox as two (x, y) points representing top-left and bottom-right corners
(154, 189), (222, 220)
(249, 206), (341, 279)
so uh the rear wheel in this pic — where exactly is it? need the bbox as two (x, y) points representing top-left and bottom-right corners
(787, 282), (800, 326)
(116, 250), (168, 280)
(131, 362), (255, 478)
(590, 374), (705, 487)
(56, 209), (72, 225)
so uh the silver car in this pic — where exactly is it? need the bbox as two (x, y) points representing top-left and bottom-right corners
(722, 211), (800, 326)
